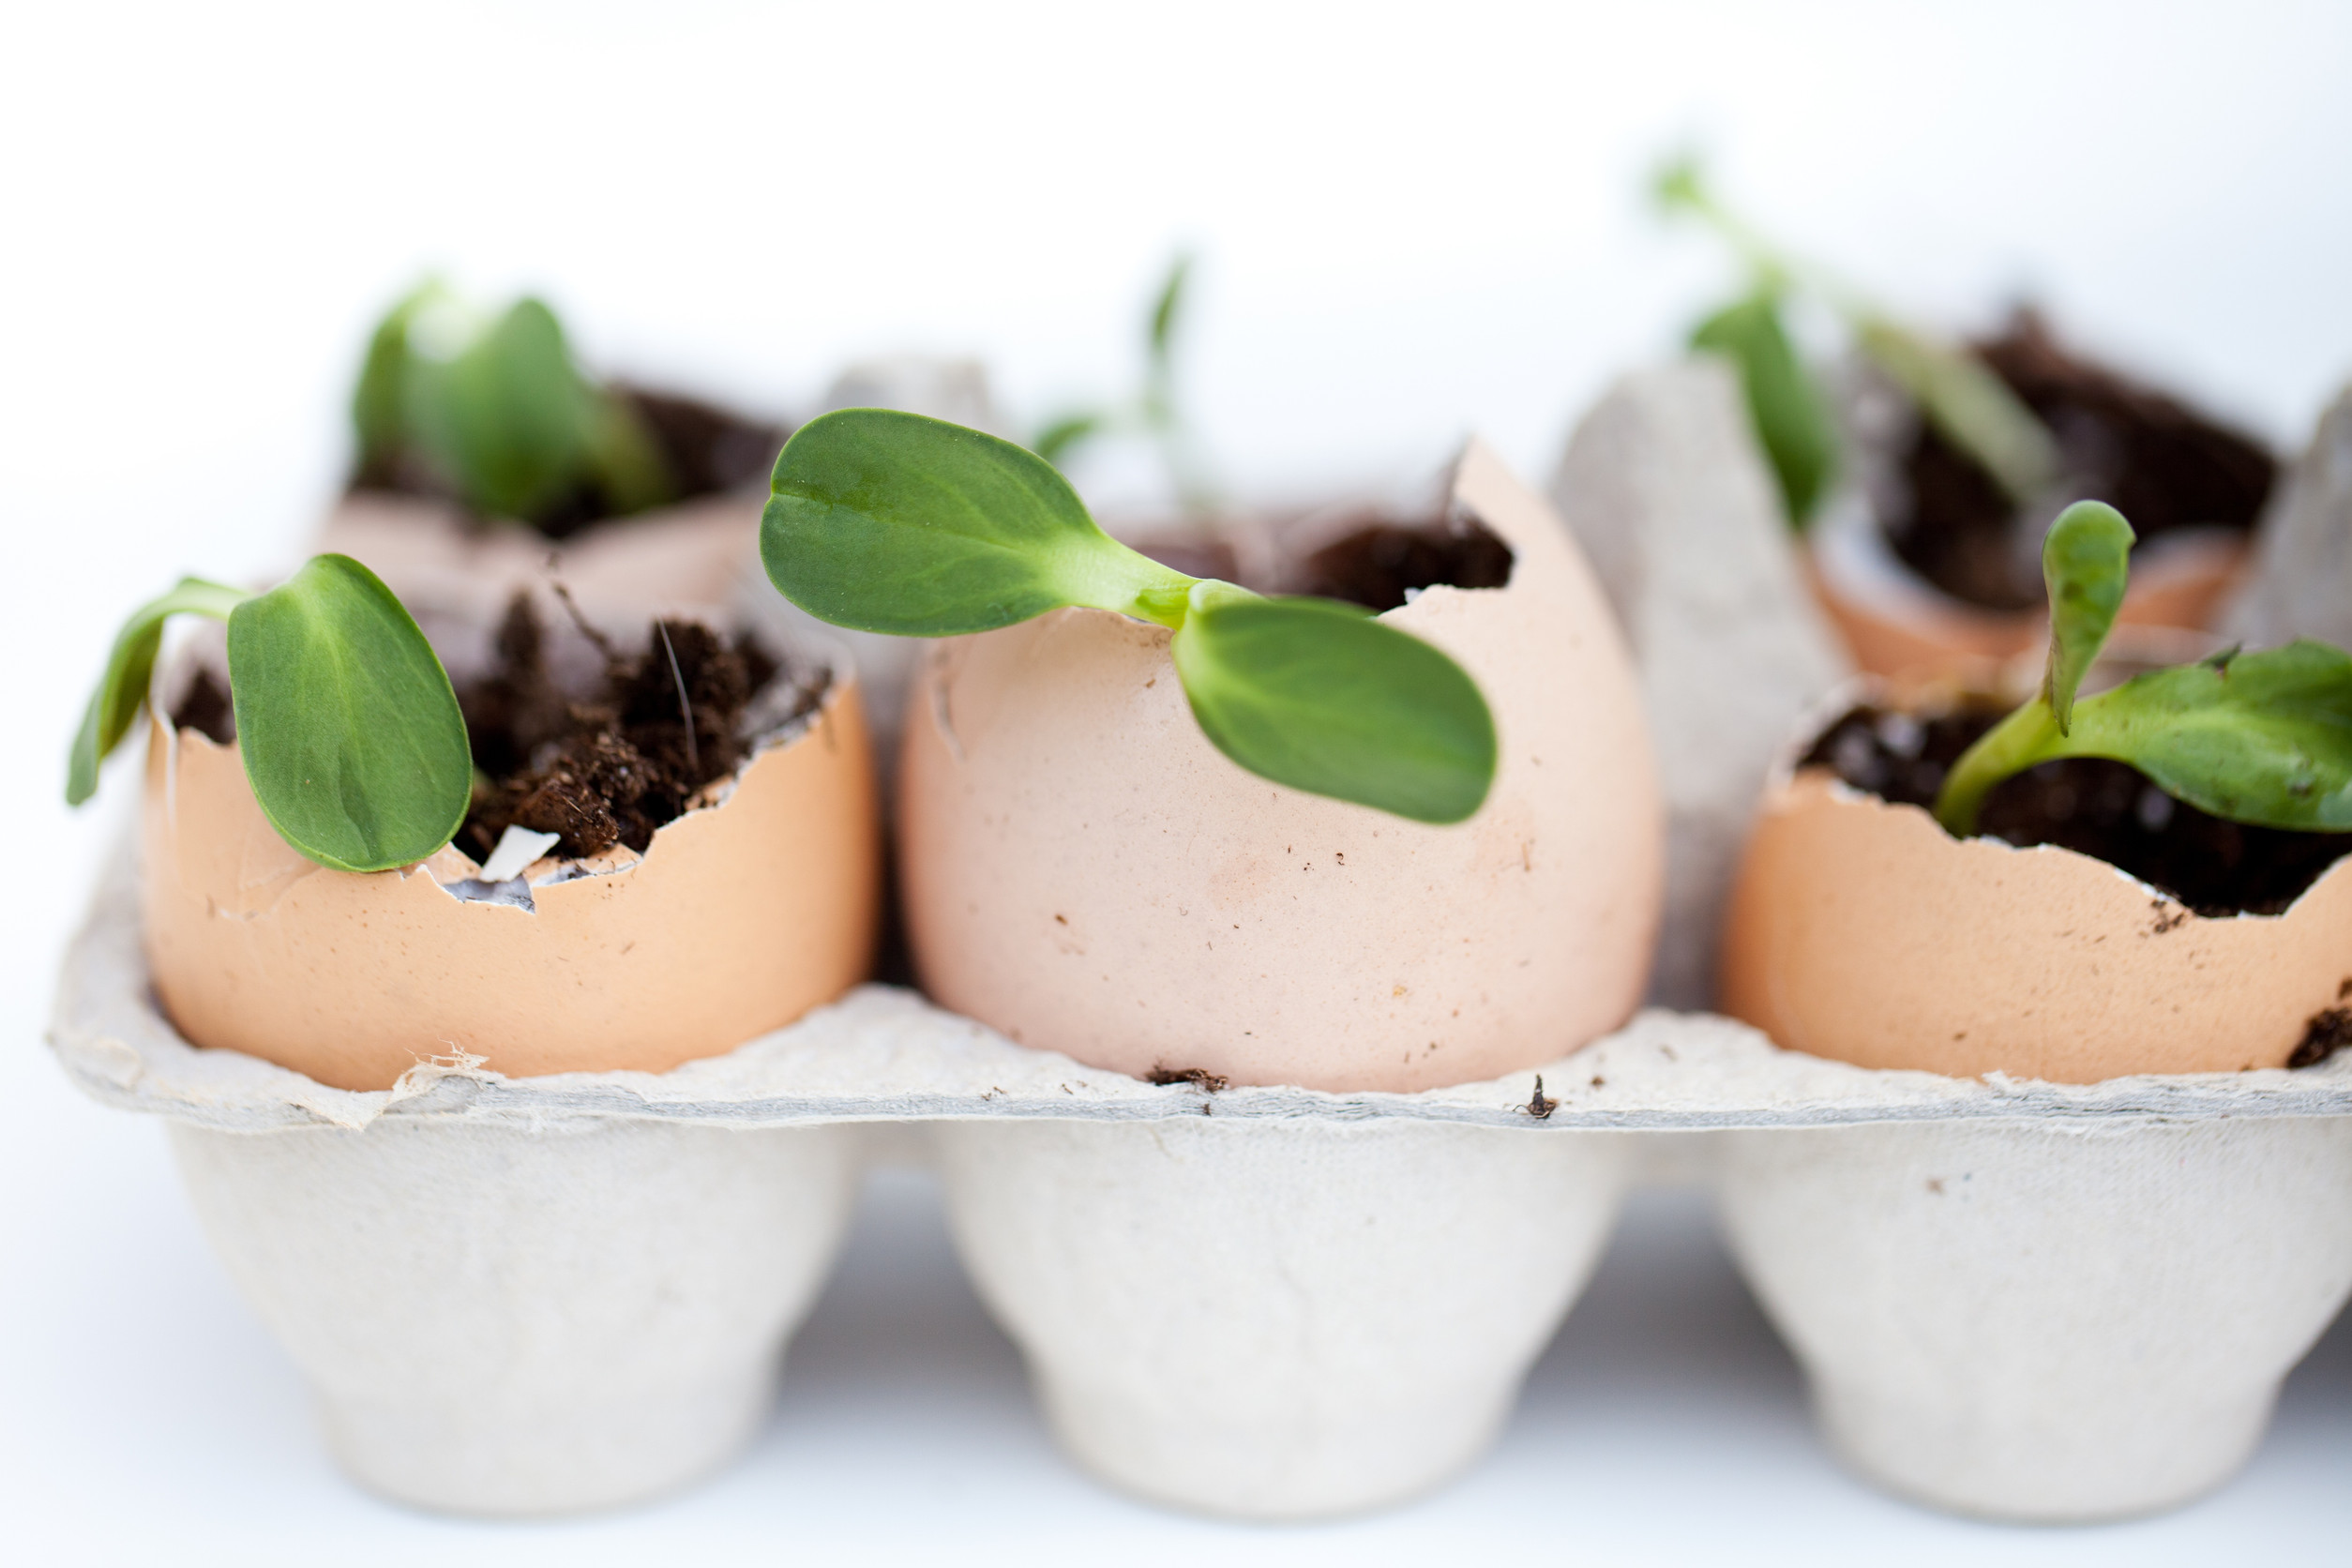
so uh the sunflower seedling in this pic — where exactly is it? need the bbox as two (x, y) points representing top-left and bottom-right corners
(354, 281), (674, 528)
(1933, 501), (2352, 837)
(1655, 156), (2057, 529)
(761, 409), (1497, 824)
(67, 555), (474, 873)
(1032, 250), (1223, 518)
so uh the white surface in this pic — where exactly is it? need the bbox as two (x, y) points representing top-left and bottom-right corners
(8, 1), (2352, 1558)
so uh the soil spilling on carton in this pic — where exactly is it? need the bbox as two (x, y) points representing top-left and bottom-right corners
(1804, 702), (2351, 918)
(1882, 309), (2276, 611)
(350, 384), (786, 540)
(170, 594), (822, 863)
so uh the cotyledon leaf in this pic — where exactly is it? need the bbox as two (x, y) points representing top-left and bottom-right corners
(225, 554), (472, 872)
(1168, 585), (1497, 824)
(762, 408), (1190, 635)
(66, 577), (250, 806)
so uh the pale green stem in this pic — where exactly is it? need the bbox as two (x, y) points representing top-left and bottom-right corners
(1934, 699), (2060, 837)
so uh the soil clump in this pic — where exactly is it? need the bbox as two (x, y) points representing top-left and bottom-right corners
(1803, 702), (2350, 917)
(350, 384), (786, 540)
(1881, 309), (2276, 611)
(172, 593), (821, 863)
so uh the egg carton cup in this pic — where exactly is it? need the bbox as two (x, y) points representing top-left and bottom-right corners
(50, 852), (2352, 1522)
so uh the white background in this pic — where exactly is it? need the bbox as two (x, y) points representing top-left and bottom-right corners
(4, 2), (2350, 1560)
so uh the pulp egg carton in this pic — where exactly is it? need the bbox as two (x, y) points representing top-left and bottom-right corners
(49, 849), (2352, 1526)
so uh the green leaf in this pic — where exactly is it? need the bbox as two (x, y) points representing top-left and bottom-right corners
(2041, 500), (2134, 731)
(66, 578), (250, 806)
(1854, 314), (2058, 504)
(1692, 291), (1839, 527)
(762, 408), (1190, 636)
(1033, 410), (1108, 466)
(226, 555), (471, 872)
(2058, 643), (2352, 832)
(404, 296), (599, 521)
(1168, 585), (1497, 824)
(584, 390), (677, 517)
(1148, 252), (1192, 371)
(352, 281), (439, 473)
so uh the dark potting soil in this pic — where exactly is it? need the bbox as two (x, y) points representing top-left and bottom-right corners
(1129, 511), (1515, 611)
(1883, 309), (2277, 611)
(450, 594), (815, 860)
(349, 384), (788, 540)
(1289, 513), (1515, 611)
(172, 594), (822, 863)
(1802, 703), (2352, 919)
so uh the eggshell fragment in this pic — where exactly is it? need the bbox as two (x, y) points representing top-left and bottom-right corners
(898, 438), (1664, 1093)
(143, 678), (879, 1092)
(1720, 769), (2352, 1082)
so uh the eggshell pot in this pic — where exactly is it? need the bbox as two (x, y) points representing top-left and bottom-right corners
(899, 438), (1663, 1093)
(931, 1116), (1630, 1519)
(315, 490), (764, 626)
(1805, 491), (2247, 684)
(171, 1115), (860, 1515)
(143, 674), (880, 1091)
(1720, 770), (2352, 1082)
(1715, 1116), (2352, 1522)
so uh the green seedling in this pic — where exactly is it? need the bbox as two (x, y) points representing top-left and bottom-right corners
(1655, 156), (2058, 529)
(354, 281), (673, 527)
(67, 555), (472, 873)
(1933, 501), (2352, 837)
(1033, 251), (1223, 517)
(763, 409), (1496, 824)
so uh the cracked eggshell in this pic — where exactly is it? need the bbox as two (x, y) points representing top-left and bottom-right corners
(1806, 496), (2247, 684)
(897, 439), (1664, 1093)
(1719, 769), (2352, 1082)
(142, 678), (879, 1092)
(315, 491), (761, 628)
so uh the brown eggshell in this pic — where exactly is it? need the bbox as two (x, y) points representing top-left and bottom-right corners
(143, 679), (879, 1092)
(1806, 528), (2250, 684)
(897, 438), (1665, 1093)
(1720, 770), (2352, 1082)
(314, 491), (761, 626)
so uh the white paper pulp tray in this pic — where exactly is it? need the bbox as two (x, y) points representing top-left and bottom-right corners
(49, 858), (2352, 1524)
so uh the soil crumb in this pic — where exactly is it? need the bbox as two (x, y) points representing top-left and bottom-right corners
(1804, 702), (2351, 917)
(351, 384), (786, 539)
(1290, 513), (1514, 611)
(447, 593), (817, 861)
(1883, 309), (2276, 611)
(2290, 1008), (2352, 1070)
(1146, 1065), (1230, 1093)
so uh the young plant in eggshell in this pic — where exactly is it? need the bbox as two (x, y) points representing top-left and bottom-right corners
(1721, 501), (2352, 1083)
(326, 281), (790, 628)
(69, 554), (878, 1091)
(761, 410), (1664, 1093)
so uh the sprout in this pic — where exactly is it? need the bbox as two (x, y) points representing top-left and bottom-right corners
(1933, 501), (2352, 837)
(761, 410), (1498, 825)
(68, 556), (471, 873)
(1656, 157), (2057, 529)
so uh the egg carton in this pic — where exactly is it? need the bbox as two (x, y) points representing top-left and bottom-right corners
(49, 850), (2352, 1524)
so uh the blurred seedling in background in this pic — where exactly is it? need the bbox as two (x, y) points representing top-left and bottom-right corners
(1934, 501), (2352, 837)
(67, 557), (473, 872)
(1033, 251), (1224, 520)
(353, 281), (676, 531)
(763, 410), (1495, 825)
(1655, 155), (2057, 531)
